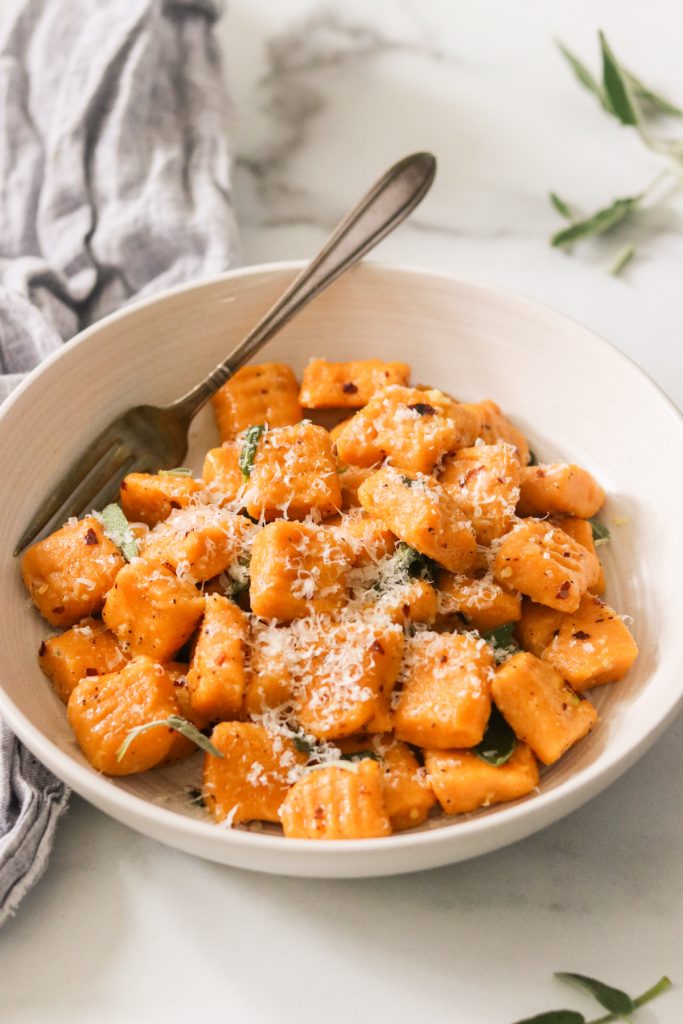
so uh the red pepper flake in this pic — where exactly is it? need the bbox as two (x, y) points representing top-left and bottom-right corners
(370, 639), (385, 655)
(169, 500), (181, 509)
(555, 581), (571, 600)
(84, 528), (99, 545)
(407, 403), (436, 416)
(464, 466), (485, 485)
(85, 667), (98, 677)
(342, 382), (358, 394)
(51, 605), (65, 615)
(535, 469), (546, 478)
(120, 480), (128, 491)
(216, 653), (226, 667)
(574, 630), (591, 640)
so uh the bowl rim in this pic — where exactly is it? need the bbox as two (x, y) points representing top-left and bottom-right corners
(3, 257), (683, 862)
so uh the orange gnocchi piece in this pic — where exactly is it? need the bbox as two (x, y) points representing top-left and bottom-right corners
(440, 443), (521, 544)
(102, 559), (205, 661)
(425, 743), (539, 815)
(491, 652), (598, 764)
(279, 760), (392, 839)
(203, 721), (305, 825)
(249, 520), (352, 622)
(296, 618), (404, 741)
(211, 362), (302, 441)
(38, 618), (129, 703)
(492, 519), (593, 612)
(517, 594), (638, 690)
(336, 385), (480, 474)
(142, 506), (254, 582)
(187, 594), (248, 720)
(518, 464), (605, 519)
(551, 516), (605, 594)
(202, 443), (244, 506)
(22, 516), (124, 628)
(299, 358), (410, 408)
(244, 422), (341, 521)
(394, 632), (494, 749)
(438, 572), (521, 633)
(67, 656), (178, 775)
(470, 399), (530, 464)
(119, 473), (204, 527)
(358, 465), (477, 574)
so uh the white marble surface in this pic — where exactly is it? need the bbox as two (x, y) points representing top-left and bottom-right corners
(4, 2), (683, 1021)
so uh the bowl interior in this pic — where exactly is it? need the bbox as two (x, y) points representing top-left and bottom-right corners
(1, 262), (681, 876)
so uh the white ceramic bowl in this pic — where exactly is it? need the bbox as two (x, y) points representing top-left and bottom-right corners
(1, 262), (682, 878)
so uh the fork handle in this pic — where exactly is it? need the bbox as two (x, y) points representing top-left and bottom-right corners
(171, 151), (436, 422)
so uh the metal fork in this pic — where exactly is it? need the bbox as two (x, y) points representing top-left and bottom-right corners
(15, 151), (436, 554)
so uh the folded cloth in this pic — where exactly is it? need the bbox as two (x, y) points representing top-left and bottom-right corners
(0, 0), (238, 926)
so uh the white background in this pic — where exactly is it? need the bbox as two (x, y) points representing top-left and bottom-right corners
(4, 2), (683, 1021)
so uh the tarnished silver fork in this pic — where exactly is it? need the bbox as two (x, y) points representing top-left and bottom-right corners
(15, 151), (436, 554)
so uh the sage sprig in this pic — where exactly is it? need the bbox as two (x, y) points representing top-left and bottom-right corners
(589, 517), (610, 544)
(551, 194), (643, 249)
(116, 715), (224, 762)
(474, 705), (516, 766)
(551, 32), (683, 272)
(100, 503), (138, 561)
(239, 424), (265, 480)
(481, 622), (520, 664)
(512, 972), (671, 1024)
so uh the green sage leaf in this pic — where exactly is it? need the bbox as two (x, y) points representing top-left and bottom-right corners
(101, 503), (138, 561)
(600, 32), (639, 126)
(394, 542), (440, 587)
(550, 193), (574, 219)
(293, 734), (314, 755)
(481, 622), (520, 664)
(511, 1013), (585, 1024)
(551, 194), (642, 248)
(555, 972), (634, 1015)
(625, 70), (683, 118)
(340, 749), (381, 763)
(158, 467), (193, 477)
(589, 517), (610, 543)
(557, 41), (605, 107)
(116, 715), (224, 763)
(474, 705), (517, 766)
(239, 424), (265, 480)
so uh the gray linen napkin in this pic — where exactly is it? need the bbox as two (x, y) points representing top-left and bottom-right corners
(0, 0), (238, 926)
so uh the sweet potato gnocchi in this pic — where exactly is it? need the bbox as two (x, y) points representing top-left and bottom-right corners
(22, 358), (638, 840)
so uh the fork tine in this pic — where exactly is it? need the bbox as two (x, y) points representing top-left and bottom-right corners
(14, 436), (133, 554)
(67, 447), (138, 521)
